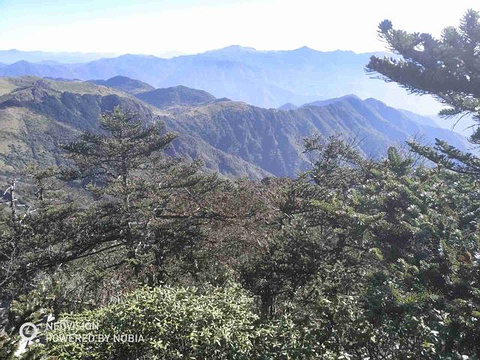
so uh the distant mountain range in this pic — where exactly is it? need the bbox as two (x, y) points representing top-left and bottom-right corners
(136, 85), (218, 108)
(426, 114), (477, 138)
(0, 49), (118, 64)
(0, 46), (442, 115)
(89, 76), (155, 95)
(0, 76), (471, 181)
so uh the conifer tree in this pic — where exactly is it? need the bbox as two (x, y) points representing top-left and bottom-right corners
(60, 107), (228, 284)
(367, 10), (480, 134)
(367, 9), (480, 170)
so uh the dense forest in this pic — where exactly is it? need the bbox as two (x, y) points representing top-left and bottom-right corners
(1, 10), (480, 360)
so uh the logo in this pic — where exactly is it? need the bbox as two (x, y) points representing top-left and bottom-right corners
(19, 322), (38, 341)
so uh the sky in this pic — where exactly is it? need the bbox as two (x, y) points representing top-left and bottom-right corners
(0, 0), (479, 55)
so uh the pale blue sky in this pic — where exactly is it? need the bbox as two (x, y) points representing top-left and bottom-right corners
(1, 0), (479, 55)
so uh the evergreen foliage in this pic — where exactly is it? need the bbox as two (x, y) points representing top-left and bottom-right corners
(367, 9), (480, 145)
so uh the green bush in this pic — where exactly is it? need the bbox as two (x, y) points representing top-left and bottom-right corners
(38, 284), (259, 360)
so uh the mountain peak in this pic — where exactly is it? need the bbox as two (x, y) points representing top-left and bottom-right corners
(12, 60), (30, 65)
(294, 46), (315, 52)
(203, 45), (258, 55)
(136, 85), (216, 108)
(222, 45), (257, 51)
(87, 76), (155, 95)
(279, 103), (298, 110)
(302, 94), (361, 108)
(115, 53), (160, 61)
(364, 97), (387, 107)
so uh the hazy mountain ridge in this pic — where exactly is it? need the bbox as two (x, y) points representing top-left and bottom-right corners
(0, 49), (117, 64)
(101, 76), (468, 177)
(88, 75), (155, 94)
(278, 103), (298, 110)
(163, 96), (469, 177)
(0, 77), (270, 179)
(0, 76), (471, 179)
(137, 86), (217, 108)
(0, 46), (439, 113)
(427, 113), (477, 138)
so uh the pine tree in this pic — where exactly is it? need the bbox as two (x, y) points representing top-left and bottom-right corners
(62, 107), (177, 204)
(367, 9), (480, 173)
(367, 10), (480, 142)
(60, 107), (229, 285)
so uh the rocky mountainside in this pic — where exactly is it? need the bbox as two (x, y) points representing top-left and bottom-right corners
(161, 96), (470, 177)
(0, 77), (270, 180)
(0, 76), (471, 180)
(95, 76), (470, 177)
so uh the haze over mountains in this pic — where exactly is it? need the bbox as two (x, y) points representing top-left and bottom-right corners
(0, 75), (470, 181)
(0, 49), (187, 64)
(0, 49), (117, 64)
(0, 46), (473, 181)
(0, 46), (442, 115)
